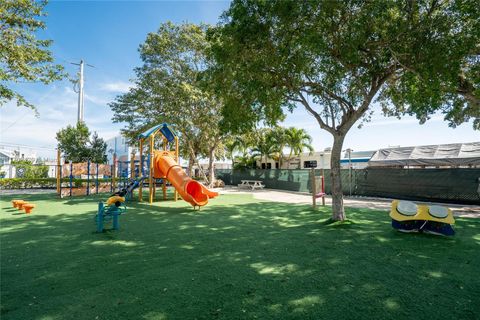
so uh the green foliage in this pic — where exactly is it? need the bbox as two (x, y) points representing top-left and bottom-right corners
(0, 0), (65, 111)
(109, 22), (225, 168)
(0, 178), (111, 189)
(11, 159), (48, 178)
(225, 126), (312, 169)
(89, 132), (108, 164)
(210, 0), (480, 132)
(284, 127), (314, 161)
(0, 178), (55, 189)
(210, 0), (480, 219)
(56, 122), (108, 163)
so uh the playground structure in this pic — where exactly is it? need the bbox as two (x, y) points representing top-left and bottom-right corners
(54, 123), (218, 208)
(137, 123), (218, 208)
(390, 200), (455, 236)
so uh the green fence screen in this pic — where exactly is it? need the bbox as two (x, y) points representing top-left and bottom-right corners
(215, 168), (480, 204)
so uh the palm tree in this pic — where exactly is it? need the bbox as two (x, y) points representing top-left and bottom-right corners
(284, 127), (314, 168)
(269, 126), (288, 168)
(251, 128), (276, 169)
(224, 137), (240, 169)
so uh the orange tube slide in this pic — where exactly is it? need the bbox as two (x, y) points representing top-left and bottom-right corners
(153, 151), (218, 207)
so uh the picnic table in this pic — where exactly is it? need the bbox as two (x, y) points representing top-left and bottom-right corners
(238, 180), (265, 190)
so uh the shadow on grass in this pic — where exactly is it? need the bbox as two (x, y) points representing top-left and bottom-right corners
(1, 192), (479, 320)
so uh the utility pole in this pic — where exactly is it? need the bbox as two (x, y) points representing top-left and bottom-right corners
(71, 60), (94, 124)
(347, 148), (353, 196)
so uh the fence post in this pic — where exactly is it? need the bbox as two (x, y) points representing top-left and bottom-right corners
(311, 167), (316, 209)
(87, 160), (90, 196)
(69, 161), (73, 197)
(59, 163), (62, 197)
(112, 153), (117, 192)
(96, 163), (99, 194)
(110, 165), (113, 193)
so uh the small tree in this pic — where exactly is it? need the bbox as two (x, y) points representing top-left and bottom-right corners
(0, 0), (64, 111)
(11, 160), (48, 178)
(56, 122), (107, 163)
(89, 132), (108, 164)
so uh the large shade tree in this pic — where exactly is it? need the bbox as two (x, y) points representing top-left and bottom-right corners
(0, 0), (64, 111)
(209, 0), (480, 220)
(110, 22), (225, 186)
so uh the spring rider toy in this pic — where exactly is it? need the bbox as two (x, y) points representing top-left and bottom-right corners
(95, 194), (127, 233)
(390, 200), (455, 236)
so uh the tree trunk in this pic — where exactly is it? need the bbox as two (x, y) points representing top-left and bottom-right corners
(330, 134), (346, 221)
(187, 156), (194, 177)
(207, 147), (215, 187)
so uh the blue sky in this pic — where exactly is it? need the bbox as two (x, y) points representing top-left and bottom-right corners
(0, 0), (478, 158)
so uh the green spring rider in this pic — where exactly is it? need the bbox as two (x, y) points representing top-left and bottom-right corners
(95, 195), (127, 232)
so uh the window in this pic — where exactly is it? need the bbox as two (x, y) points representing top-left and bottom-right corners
(261, 163), (266, 169)
(275, 162), (279, 169)
(266, 163), (272, 169)
(304, 160), (317, 168)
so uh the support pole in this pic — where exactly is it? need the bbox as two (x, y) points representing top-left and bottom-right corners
(96, 163), (99, 194)
(174, 136), (179, 201)
(56, 149), (61, 196)
(321, 167), (325, 206)
(163, 179), (167, 200)
(149, 135), (154, 204)
(163, 137), (168, 201)
(96, 202), (104, 233)
(112, 208), (119, 230)
(139, 139), (143, 202)
(112, 153), (117, 192)
(69, 161), (73, 197)
(87, 160), (90, 196)
(130, 150), (135, 179)
(311, 167), (316, 209)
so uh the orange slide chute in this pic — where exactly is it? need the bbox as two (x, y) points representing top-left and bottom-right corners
(153, 151), (218, 207)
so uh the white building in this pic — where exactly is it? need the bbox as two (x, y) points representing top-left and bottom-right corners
(256, 150), (332, 169)
(340, 150), (376, 169)
(0, 146), (39, 178)
(254, 148), (376, 170)
(105, 135), (133, 164)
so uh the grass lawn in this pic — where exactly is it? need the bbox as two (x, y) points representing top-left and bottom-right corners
(1, 192), (479, 320)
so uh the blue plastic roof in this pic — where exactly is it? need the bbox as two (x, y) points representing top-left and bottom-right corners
(138, 123), (177, 142)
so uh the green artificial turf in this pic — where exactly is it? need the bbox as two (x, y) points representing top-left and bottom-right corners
(1, 192), (479, 320)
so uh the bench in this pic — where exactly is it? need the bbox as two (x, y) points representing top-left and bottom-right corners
(238, 180), (265, 190)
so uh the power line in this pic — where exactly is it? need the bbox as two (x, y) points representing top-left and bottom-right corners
(0, 113), (29, 134)
(0, 142), (56, 151)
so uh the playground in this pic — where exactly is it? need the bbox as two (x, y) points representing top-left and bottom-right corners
(1, 190), (479, 320)
(2, 1), (480, 319)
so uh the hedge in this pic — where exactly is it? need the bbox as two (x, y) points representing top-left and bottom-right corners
(0, 178), (112, 190)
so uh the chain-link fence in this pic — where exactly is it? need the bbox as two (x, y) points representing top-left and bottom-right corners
(216, 168), (480, 204)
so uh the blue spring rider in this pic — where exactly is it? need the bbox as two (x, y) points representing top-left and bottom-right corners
(95, 195), (126, 233)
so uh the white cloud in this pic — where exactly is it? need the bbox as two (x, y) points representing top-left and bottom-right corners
(100, 81), (132, 93)
(0, 85), (125, 158)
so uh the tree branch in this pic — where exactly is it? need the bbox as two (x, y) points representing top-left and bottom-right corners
(296, 91), (336, 135)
